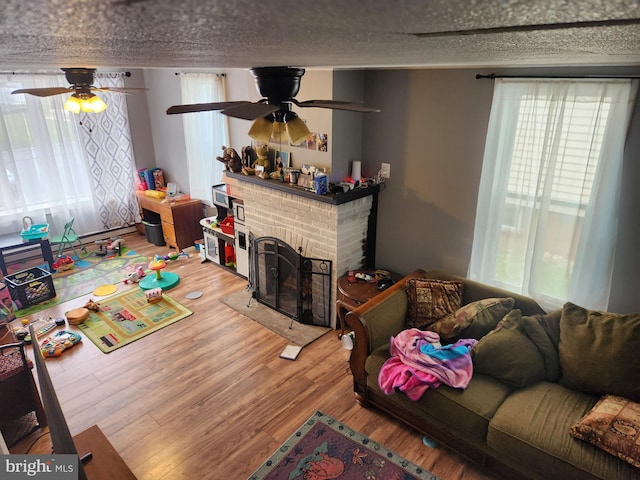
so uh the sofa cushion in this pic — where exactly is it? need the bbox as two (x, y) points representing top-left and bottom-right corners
(366, 343), (512, 444)
(405, 278), (463, 329)
(559, 302), (640, 401)
(430, 297), (515, 341)
(472, 309), (547, 388)
(488, 382), (638, 480)
(571, 395), (640, 469)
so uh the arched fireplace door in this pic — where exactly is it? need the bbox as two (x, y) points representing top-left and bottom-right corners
(249, 233), (332, 328)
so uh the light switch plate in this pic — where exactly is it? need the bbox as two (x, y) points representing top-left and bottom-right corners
(381, 163), (391, 178)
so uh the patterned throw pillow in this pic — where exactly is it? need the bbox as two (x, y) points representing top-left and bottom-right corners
(429, 297), (515, 340)
(571, 395), (640, 468)
(405, 278), (463, 329)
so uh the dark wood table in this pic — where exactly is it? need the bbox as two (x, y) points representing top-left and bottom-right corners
(336, 269), (401, 337)
(0, 233), (55, 276)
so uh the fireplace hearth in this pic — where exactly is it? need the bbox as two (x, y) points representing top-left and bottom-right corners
(250, 233), (332, 327)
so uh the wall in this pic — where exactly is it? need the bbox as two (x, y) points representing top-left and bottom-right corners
(132, 65), (640, 313)
(137, 68), (340, 199)
(361, 67), (640, 313)
(122, 69), (156, 171)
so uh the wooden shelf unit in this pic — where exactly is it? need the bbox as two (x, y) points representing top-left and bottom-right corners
(135, 191), (203, 251)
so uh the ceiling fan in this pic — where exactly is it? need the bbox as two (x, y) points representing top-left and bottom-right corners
(166, 66), (380, 144)
(11, 68), (147, 113)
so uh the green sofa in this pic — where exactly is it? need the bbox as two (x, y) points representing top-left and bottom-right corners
(345, 269), (639, 480)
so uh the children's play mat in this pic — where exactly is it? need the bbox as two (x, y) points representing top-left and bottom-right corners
(78, 287), (192, 353)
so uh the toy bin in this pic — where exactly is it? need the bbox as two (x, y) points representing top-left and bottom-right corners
(219, 216), (234, 235)
(5, 266), (56, 308)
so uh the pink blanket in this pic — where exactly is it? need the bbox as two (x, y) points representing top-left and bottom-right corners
(378, 328), (477, 400)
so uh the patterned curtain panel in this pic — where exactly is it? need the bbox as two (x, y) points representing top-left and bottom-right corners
(77, 73), (141, 229)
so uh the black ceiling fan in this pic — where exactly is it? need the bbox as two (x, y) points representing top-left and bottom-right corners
(11, 68), (147, 113)
(166, 66), (380, 144)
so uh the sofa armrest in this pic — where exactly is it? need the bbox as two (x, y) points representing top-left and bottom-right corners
(345, 269), (425, 400)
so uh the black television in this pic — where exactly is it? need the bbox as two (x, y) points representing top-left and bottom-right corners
(29, 325), (89, 480)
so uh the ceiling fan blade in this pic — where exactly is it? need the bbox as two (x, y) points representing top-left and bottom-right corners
(293, 99), (380, 113)
(11, 87), (72, 97)
(221, 102), (279, 120)
(92, 87), (149, 94)
(166, 101), (254, 115)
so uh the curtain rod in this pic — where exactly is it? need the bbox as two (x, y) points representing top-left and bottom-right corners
(0, 70), (131, 76)
(174, 72), (225, 76)
(476, 73), (640, 80)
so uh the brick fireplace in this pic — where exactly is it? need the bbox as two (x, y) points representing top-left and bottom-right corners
(224, 172), (378, 329)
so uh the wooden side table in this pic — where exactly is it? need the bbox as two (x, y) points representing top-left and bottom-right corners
(336, 269), (400, 337)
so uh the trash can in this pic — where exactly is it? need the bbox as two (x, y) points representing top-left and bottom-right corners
(142, 220), (165, 246)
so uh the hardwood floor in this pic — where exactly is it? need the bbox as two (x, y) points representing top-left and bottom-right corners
(10, 232), (498, 479)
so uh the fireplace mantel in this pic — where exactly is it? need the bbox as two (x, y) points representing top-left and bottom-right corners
(225, 172), (380, 205)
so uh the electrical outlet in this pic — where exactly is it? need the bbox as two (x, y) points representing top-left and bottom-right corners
(381, 163), (391, 179)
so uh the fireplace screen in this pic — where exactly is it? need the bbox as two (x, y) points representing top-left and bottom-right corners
(250, 234), (332, 327)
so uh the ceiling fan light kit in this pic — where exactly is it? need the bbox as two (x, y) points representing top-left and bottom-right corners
(285, 115), (310, 144)
(64, 93), (107, 114)
(247, 116), (273, 144)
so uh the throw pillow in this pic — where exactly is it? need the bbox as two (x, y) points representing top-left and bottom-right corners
(570, 395), (640, 468)
(471, 309), (547, 389)
(521, 310), (562, 382)
(429, 297), (515, 341)
(405, 278), (463, 329)
(559, 302), (640, 401)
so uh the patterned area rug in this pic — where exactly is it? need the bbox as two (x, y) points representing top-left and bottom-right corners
(247, 411), (440, 480)
(12, 251), (149, 317)
(78, 287), (192, 353)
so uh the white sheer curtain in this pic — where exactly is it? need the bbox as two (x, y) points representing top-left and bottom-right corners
(180, 73), (229, 205)
(0, 72), (139, 237)
(469, 78), (637, 311)
(0, 72), (100, 235)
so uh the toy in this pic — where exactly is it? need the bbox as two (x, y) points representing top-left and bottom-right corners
(14, 317), (60, 343)
(145, 287), (163, 304)
(40, 330), (82, 358)
(124, 265), (146, 284)
(95, 236), (124, 256)
(216, 146), (243, 173)
(83, 299), (101, 312)
(241, 145), (256, 169)
(66, 307), (90, 325)
(242, 143), (271, 179)
(154, 251), (189, 262)
(53, 255), (74, 272)
(139, 258), (180, 290)
(269, 159), (285, 181)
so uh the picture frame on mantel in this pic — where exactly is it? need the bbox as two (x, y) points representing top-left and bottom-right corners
(275, 150), (290, 169)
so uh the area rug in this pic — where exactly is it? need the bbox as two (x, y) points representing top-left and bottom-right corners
(78, 287), (192, 353)
(13, 252), (149, 317)
(247, 410), (439, 480)
(221, 288), (330, 347)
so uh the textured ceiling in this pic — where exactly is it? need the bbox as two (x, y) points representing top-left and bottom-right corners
(0, 0), (639, 71)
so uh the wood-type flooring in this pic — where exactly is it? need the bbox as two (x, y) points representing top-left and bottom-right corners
(10, 232), (499, 479)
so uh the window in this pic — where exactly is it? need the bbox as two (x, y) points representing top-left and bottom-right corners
(179, 73), (229, 205)
(0, 72), (140, 236)
(469, 79), (637, 311)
